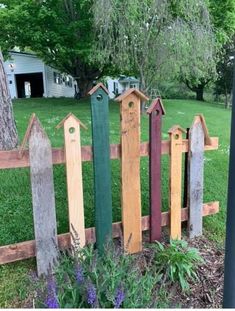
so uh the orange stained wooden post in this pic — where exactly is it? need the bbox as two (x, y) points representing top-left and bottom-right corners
(57, 113), (87, 248)
(168, 125), (186, 240)
(116, 89), (149, 253)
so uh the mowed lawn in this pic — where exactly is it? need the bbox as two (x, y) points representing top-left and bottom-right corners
(0, 97), (231, 307)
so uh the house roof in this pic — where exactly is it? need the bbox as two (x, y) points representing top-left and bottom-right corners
(118, 77), (139, 83)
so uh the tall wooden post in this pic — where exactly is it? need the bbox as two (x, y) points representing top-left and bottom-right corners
(88, 83), (112, 254)
(147, 98), (165, 242)
(57, 113), (87, 248)
(168, 125), (186, 240)
(188, 116), (205, 238)
(116, 89), (149, 254)
(28, 116), (58, 276)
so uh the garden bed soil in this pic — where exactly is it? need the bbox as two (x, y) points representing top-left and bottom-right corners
(164, 236), (224, 308)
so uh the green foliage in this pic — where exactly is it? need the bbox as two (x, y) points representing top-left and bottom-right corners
(93, 0), (217, 93)
(152, 240), (204, 292)
(33, 242), (162, 308)
(0, 0), (101, 95)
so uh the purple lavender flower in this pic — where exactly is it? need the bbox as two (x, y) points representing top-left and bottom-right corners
(114, 287), (125, 308)
(75, 264), (84, 284)
(87, 283), (97, 307)
(45, 295), (60, 308)
(45, 277), (59, 308)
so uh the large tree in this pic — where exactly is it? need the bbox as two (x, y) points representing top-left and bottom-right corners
(93, 0), (217, 102)
(0, 51), (18, 150)
(182, 0), (235, 101)
(0, 0), (101, 97)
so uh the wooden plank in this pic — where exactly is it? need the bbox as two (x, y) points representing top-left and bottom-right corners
(59, 114), (86, 248)
(183, 128), (190, 208)
(29, 117), (58, 276)
(116, 89), (146, 253)
(188, 116), (205, 238)
(89, 84), (112, 254)
(0, 138), (219, 170)
(0, 201), (219, 265)
(147, 98), (165, 242)
(169, 126), (186, 240)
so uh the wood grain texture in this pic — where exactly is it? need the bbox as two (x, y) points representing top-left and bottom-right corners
(188, 117), (205, 238)
(0, 138), (219, 170)
(169, 127), (185, 240)
(29, 118), (58, 276)
(120, 93), (142, 253)
(0, 202), (219, 265)
(90, 87), (112, 254)
(63, 115), (86, 247)
(148, 100), (164, 242)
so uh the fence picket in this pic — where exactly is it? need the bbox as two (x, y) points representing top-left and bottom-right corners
(147, 98), (165, 242)
(29, 116), (58, 276)
(168, 125), (186, 240)
(88, 83), (113, 254)
(188, 116), (205, 238)
(116, 89), (149, 253)
(57, 113), (86, 248)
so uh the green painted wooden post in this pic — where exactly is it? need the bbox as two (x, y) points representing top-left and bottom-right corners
(88, 83), (112, 254)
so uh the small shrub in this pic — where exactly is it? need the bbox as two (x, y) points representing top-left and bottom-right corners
(32, 241), (162, 308)
(152, 240), (204, 292)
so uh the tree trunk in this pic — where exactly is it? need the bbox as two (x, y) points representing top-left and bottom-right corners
(76, 78), (95, 98)
(195, 85), (204, 101)
(0, 51), (18, 150)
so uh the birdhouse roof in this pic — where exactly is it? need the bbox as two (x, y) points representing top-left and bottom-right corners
(115, 88), (149, 102)
(146, 97), (166, 115)
(56, 113), (87, 130)
(88, 83), (109, 96)
(168, 125), (187, 134)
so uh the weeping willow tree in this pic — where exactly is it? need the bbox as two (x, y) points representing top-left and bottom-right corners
(0, 51), (18, 150)
(92, 0), (217, 101)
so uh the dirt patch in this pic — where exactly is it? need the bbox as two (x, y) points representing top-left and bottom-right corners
(168, 236), (224, 308)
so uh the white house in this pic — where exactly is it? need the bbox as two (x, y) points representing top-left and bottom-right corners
(106, 76), (140, 99)
(4, 51), (77, 99)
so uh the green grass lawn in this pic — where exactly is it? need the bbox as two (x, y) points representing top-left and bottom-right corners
(0, 97), (231, 307)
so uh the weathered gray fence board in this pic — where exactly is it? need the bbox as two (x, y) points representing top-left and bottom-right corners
(188, 118), (205, 238)
(29, 118), (58, 276)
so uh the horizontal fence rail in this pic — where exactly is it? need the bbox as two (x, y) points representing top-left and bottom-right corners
(0, 138), (219, 170)
(0, 202), (219, 265)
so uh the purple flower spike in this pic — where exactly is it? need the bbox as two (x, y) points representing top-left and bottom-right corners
(114, 287), (125, 308)
(45, 295), (60, 308)
(87, 283), (97, 307)
(75, 264), (84, 284)
(45, 277), (59, 309)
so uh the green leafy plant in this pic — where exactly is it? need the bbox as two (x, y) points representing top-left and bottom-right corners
(32, 240), (163, 308)
(152, 240), (204, 292)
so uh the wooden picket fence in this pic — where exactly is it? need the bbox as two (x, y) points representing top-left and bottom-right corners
(0, 84), (219, 276)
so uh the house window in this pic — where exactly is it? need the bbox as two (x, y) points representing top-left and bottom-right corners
(113, 81), (118, 94)
(64, 76), (73, 87)
(53, 72), (62, 84)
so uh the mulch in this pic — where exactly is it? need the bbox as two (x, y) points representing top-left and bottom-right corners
(168, 236), (224, 308)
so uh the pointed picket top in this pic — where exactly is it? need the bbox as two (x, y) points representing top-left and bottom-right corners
(191, 114), (212, 146)
(168, 125), (187, 135)
(146, 97), (166, 115)
(115, 88), (149, 102)
(88, 82), (109, 96)
(56, 113), (87, 130)
(18, 114), (50, 158)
